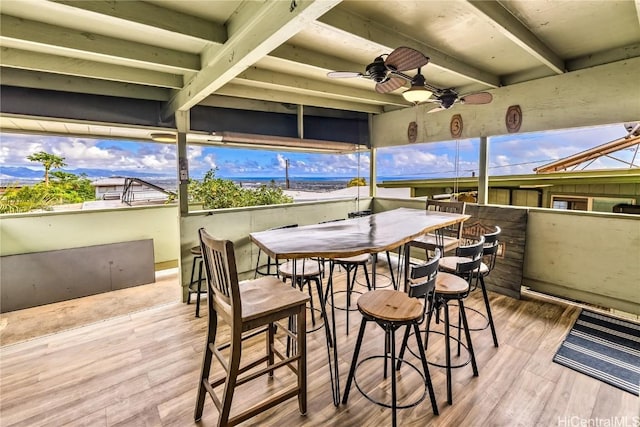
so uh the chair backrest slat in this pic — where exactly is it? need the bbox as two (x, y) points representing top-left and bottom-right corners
(199, 228), (240, 313)
(409, 249), (441, 299)
(455, 235), (485, 260)
(482, 226), (501, 272)
(426, 200), (466, 239)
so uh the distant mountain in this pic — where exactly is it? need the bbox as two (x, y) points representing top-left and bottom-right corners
(0, 166), (43, 179)
(0, 166), (173, 182)
(64, 168), (173, 179)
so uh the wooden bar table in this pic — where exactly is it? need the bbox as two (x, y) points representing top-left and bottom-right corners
(250, 207), (470, 406)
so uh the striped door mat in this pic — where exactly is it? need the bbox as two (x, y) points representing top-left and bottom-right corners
(553, 310), (640, 395)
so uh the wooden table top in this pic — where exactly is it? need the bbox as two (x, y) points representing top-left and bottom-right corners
(250, 207), (470, 259)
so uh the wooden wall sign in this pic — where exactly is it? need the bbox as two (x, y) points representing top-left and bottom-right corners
(407, 121), (417, 143)
(450, 114), (463, 138)
(506, 105), (522, 133)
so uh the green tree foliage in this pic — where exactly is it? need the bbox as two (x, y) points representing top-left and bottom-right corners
(26, 151), (67, 184)
(189, 169), (293, 209)
(347, 177), (366, 187)
(0, 162), (95, 214)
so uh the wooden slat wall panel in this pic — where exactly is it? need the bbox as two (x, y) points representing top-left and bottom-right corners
(463, 205), (528, 299)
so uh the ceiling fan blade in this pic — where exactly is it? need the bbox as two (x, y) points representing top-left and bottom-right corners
(327, 71), (363, 79)
(375, 76), (406, 94)
(460, 92), (493, 104)
(427, 106), (446, 114)
(386, 47), (429, 71)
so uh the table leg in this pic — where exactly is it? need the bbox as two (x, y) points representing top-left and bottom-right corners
(324, 261), (341, 406)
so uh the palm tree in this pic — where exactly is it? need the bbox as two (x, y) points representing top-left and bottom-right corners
(26, 151), (67, 185)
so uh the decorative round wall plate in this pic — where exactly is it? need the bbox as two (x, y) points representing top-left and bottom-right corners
(450, 114), (463, 138)
(506, 105), (522, 133)
(407, 121), (418, 143)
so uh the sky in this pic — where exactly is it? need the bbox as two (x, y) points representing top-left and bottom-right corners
(0, 122), (635, 182)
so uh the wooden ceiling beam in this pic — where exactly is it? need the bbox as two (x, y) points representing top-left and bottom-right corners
(0, 68), (170, 101)
(1, 47), (183, 88)
(162, 0), (342, 118)
(51, 0), (226, 44)
(467, 1), (565, 74)
(268, 44), (366, 76)
(234, 67), (410, 107)
(215, 83), (384, 115)
(0, 15), (200, 73)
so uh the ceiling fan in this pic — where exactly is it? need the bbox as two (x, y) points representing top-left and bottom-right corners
(327, 46), (492, 108)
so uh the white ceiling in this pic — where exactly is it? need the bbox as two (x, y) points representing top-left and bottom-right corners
(0, 0), (639, 142)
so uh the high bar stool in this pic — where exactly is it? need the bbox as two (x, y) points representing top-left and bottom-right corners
(278, 258), (327, 333)
(438, 226), (501, 347)
(348, 210), (398, 289)
(342, 248), (440, 427)
(326, 253), (372, 335)
(254, 224), (298, 278)
(424, 236), (484, 405)
(187, 245), (206, 318)
(194, 228), (309, 427)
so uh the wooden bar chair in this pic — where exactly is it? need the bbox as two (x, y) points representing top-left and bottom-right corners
(194, 228), (309, 427)
(438, 226), (501, 347)
(342, 248), (440, 427)
(409, 200), (466, 257)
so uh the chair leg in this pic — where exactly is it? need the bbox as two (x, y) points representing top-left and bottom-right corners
(480, 276), (499, 347)
(459, 299), (479, 377)
(413, 322), (439, 415)
(254, 249), (262, 279)
(346, 266), (351, 335)
(443, 301), (453, 405)
(195, 260), (203, 318)
(302, 278), (316, 327)
(342, 318), (367, 404)
(396, 324), (412, 371)
(267, 322), (275, 376)
(194, 311), (217, 421)
(188, 255), (198, 305)
(218, 333), (242, 427)
(362, 263), (372, 291)
(297, 307), (308, 415)
(390, 327), (398, 427)
(385, 251), (396, 290)
(424, 300), (435, 350)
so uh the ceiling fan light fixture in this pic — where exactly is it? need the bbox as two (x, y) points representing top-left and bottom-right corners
(402, 85), (433, 104)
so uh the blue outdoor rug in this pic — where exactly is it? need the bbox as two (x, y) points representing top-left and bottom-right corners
(553, 310), (640, 395)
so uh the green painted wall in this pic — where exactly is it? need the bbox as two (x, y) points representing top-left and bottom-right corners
(179, 198), (371, 301)
(523, 209), (640, 314)
(0, 205), (180, 270)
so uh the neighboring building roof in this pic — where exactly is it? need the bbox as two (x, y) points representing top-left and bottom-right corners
(379, 168), (640, 189)
(534, 133), (640, 173)
(91, 177), (135, 187)
(284, 185), (411, 201)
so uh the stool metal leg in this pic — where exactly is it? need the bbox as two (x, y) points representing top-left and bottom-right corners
(342, 318), (367, 404)
(413, 322), (439, 415)
(444, 300), (453, 405)
(459, 299), (479, 377)
(390, 327), (398, 427)
(195, 259), (203, 318)
(480, 276), (499, 347)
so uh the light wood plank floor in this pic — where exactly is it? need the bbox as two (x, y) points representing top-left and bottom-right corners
(1, 266), (638, 427)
